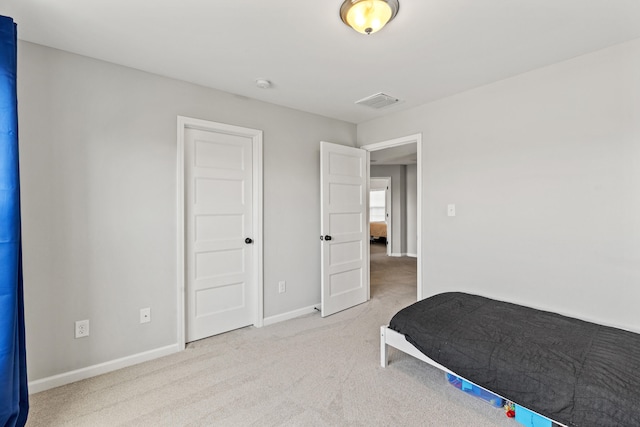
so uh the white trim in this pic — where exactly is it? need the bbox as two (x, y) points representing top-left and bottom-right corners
(362, 135), (420, 151)
(176, 117), (186, 351)
(385, 177), (392, 257)
(253, 131), (264, 328)
(362, 133), (423, 301)
(417, 135), (423, 300)
(262, 304), (320, 326)
(28, 344), (180, 394)
(177, 116), (264, 346)
(365, 151), (371, 301)
(406, 253), (417, 258)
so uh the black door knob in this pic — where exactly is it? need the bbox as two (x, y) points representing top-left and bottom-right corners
(245, 238), (253, 244)
(324, 235), (332, 241)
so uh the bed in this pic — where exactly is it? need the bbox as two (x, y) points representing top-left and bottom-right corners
(380, 292), (640, 427)
(370, 221), (387, 240)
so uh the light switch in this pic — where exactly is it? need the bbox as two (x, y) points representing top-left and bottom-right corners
(447, 204), (456, 217)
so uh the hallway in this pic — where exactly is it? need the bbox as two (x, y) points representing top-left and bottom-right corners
(370, 241), (417, 300)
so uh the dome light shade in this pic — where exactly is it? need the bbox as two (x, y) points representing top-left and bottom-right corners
(340, 0), (399, 35)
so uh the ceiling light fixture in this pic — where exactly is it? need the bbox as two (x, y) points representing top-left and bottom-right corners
(340, 0), (399, 35)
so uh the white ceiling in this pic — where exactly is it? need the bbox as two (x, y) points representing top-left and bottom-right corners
(2, 0), (640, 124)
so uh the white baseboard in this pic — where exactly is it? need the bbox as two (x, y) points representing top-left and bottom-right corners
(263, 304), (319, 326)
(406, 253), (417, 258)
(28, 343), (181, 394)
(390, 253), (402, 257)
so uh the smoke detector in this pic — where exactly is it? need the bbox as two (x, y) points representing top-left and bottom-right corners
(256, 79), (272, 89)
(355, 92), (400, 109)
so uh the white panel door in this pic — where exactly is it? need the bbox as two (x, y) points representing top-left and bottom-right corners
(185, 127), (254, 342)
(320, 141), (369, 317)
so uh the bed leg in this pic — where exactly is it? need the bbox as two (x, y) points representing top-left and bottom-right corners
(380, 326), (388, 368)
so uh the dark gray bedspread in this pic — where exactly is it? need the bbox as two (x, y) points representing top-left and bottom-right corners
(389, 292), (640, 427)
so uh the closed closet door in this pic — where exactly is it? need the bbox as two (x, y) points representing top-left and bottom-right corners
(185, 126), (255, 341)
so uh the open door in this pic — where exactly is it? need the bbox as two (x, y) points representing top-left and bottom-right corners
(320, 141), (369, 317)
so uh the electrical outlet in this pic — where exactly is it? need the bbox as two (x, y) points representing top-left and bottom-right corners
(140, 307), (151, 324)
(447, 204), (456, 217)
(75, 319), (89, 338)
(278, 281), (286, 293)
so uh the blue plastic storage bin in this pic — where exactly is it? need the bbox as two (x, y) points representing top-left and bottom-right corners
(445, 373), (505, 407)
(514, 404), (553, 427)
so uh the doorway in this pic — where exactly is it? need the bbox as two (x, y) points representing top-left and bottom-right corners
(177, 116), (264, 348)
(362, 134), (422, 301)
(369, 177), (391, 257)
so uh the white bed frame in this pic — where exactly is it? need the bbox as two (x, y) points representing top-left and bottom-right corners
(380, 326), (453, 371)
(380, 325), (565, 427)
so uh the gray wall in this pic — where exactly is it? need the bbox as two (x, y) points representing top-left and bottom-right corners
(359, 39), (640, 332)
(18, 41), (356, 380)
(370, 165), (406, 255)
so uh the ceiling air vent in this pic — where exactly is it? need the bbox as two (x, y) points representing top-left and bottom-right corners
(355, 92), (400, 109)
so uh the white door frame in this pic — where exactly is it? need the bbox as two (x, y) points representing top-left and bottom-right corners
(361, 133), (423, 301)
(176, 116), (263, 350)
(384, 178), (392, 257)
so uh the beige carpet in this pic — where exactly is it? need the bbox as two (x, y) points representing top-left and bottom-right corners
(26, 243), (514, 426)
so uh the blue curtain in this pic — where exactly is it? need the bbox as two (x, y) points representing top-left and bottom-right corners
(0, 15), (29, 427)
